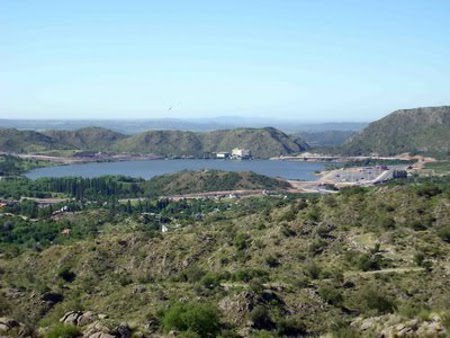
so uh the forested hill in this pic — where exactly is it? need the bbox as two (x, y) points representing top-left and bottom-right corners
(0, 127), (308, 159)
(343, 106), (450, 157)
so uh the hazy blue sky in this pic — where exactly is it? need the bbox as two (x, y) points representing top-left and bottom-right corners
(1, 1), (449, 121)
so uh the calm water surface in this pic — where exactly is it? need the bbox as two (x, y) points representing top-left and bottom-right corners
(26, 159), (331, 181)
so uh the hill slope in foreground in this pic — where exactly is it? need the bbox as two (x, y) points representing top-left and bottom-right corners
(0, 127), (308, 159)
(0, 178), (449, 337)
(343, 106), (450, 157)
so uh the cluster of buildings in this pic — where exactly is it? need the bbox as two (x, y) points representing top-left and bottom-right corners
(216, 148), (252, 160)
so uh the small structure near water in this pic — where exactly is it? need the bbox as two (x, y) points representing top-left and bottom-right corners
(231, 148), (252, 160)
(215, 148), (252, 160)
(216, 152), (231, 159)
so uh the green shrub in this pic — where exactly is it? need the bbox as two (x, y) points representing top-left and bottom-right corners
(162, 302), (221, 337)
(331, 325), (360, 338)
(304, 261), (322, 279)
(116, 273), (133, 286)
(318, 285), (344, 306)
(234, 233), (250, 251)
(232, 268), (268, 283)
(355, 253), (383, 271)
(398, 302), (431, 318)
(46, 324), (80, 338)
(308, 239), (327, 256)
(178, 331), (201, 338)
(410, 220), (427, 231)
(250, 331), (275, 338)
(280, 223), (296, 237)
(0, 297), (11, 316)
(306, 208), (321, 222)
(437, 226), (450, 242)
(323, 195), (338, 207)
(356, 285), (396, 315)
(315, 224), (333, 237)
(416, 185), (442, 198)
(279, 208), (297, 222)
(379, 216), (396, 229)
(276, 317), (306, 336)
(413, 252), (425, 266)
(264, 255), (280, 268)
(250, 305), (274, 330)
(218, 329), (240, 338)
(57, 266), (77, 283)
(200, 272), (220, 289)
(183, 266), (206, 283)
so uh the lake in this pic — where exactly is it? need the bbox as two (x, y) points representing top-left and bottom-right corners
(26, 159), (331, 181)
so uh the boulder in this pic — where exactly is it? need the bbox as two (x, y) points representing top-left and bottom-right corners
(0, 317), (20, 332)
(83, 321), (112, 338)
(112, 323), (131, 338)
(219, 291), (258, 326)
(60, 311), (82, 325)
(219, 291), (256, 314)
(77, 311), (97, 326)
(352, 314), (447, 337)
(60, 311), (100, 326)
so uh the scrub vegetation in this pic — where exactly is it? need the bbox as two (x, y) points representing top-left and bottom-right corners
(0, 171), (449, 337)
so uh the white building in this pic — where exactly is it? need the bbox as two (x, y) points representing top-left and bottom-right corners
(231, 148), (252, 160)
(216, 152), (231, 159)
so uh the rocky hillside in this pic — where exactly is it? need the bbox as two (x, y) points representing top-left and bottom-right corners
(0, 178), (449, 337)
(43, 127), (127, 151)
(113, 127), (308, 158)
(113, 130), (204, 157)
(0, 129), (71, 153)
(294, 130), (355, 147)
(202, 127), (308, 158)
(142, 170), (291, 197)
(343, 106), (450, 157)
(0, 127), (308, 158)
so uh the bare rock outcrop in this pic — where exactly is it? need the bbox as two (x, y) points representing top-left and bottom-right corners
(351, 313), (447, 337)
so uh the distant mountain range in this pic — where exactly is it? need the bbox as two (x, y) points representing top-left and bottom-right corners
(0, 118), (367, 134)
(294, 130), (356, 147)
(343, 106), (450, 157)
(1, 106), (449, 158)
(0, 127), (308, 159)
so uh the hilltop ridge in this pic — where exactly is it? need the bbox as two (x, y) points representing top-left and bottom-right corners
(43, 127), (127, 151)
(0, 127), (308, 159)
(343, 106), (450, 157)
